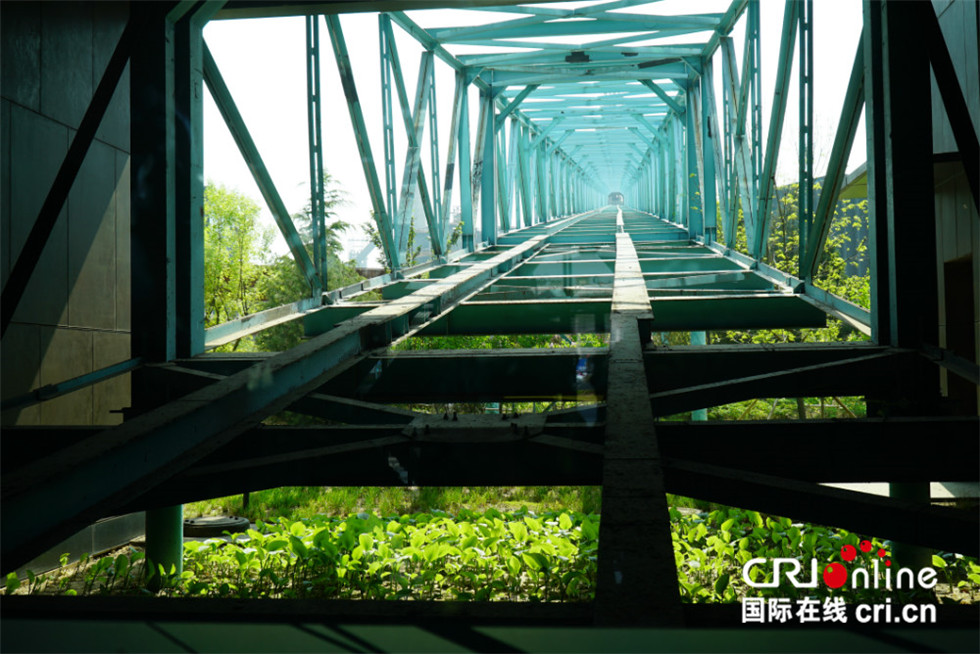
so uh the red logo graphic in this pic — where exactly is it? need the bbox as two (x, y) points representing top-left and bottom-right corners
(826, 540), (892, 587)
(823, 562), (848, 588)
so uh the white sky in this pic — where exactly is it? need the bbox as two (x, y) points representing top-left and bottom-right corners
(202, 0), (866, 259)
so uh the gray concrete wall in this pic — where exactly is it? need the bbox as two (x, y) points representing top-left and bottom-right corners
(1, 2), (131, 426)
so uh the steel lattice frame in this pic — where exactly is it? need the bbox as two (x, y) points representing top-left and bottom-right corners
(2, 0), (978, 628)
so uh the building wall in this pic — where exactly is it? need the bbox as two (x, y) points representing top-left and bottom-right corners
(930, 0), (980, 411)
(1, 1), (131, 426)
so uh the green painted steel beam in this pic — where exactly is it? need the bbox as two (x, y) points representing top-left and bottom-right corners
(439, 73), (467, 249)
(703, 0), (749, 59)
(3, 217), (587, 569)
(685, 81), (703, 237)
(427, 57), (443, 246)
(202, 43), (320, 292)
(319, 347), (609, 403)
(485, 64), (693, 87)
(306, 15), (328, 290)
(705, 64), (734, 247)
(326, 16), (400, 270)
(379, 15), (398, 223)
(639, 79), (684, 114)
(434, 14), (723, 42)
(649, 350), (904, 417)
(82, 419), (978, 512)
(644, 270), (775, 291)
(380, 17), (439, 258)
(394, 50), (435, 257)
(752, 0), (798, 260)
(456, 72), (475, 251)
(698, 71), (717, 241)
(699, 238), (871, 334)
(802, 35), (864, 280)
(494, 84), (538, 131)
(416, 293), (824, 336)
(459, 46), (704, 68)
(595, 227), (681, 624)
(719, 37), (759, 245)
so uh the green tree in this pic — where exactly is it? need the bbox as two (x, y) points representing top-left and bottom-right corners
(203, 181), (272, 329)
(253, 254), (364, 352)
(252, 172), (363, 352)
(292, 172), (350, 262)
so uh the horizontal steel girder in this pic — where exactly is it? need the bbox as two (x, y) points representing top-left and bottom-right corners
(0, 217), (589, 571)
(415, 294), (825, 335)
(170, 343), (908, 405)
(6, 416), (975, 503)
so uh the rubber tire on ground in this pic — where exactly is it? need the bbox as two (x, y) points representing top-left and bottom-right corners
(182, 516), (250, 538)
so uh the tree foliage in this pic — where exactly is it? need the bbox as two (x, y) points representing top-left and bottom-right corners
(292, 172), (350, 262)
(365, 217), (465, 273)
(203, 182), (272, 329)
(203, 174), (366, 352)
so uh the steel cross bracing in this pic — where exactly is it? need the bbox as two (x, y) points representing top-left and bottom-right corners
(4, 206), (978, 622)
(3, 0), (979, 631)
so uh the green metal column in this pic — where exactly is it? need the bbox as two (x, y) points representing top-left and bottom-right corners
(686, 80), (703, 237)
(457, 74), (474, 251)
(481, 89), (497, 244)
(306, 15), (327, 289)
(174, 4), (214, 358)
(797, 0), (813, 275)
(699, 72), (717, 243)
(326, 15), (400, 271)
(379, 15), (398, 242)
(146, 504), (183, 587)
(868, 0), (940, 568)
(690, 331), (708, 420)
(753, 0), (798, 260)
(428, 59), (442, 240)
(132, 3), (185, 589)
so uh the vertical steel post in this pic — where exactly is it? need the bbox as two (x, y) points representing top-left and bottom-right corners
(700, 72), (717, 243)
(798, 0), (814, 276)
(379, 15), (398, 232)
(428, 60), (442, 236)
(132, 4), (181, 585)
(686, 80), (703, 237)
(326, 15), (400, 271)
(722, 63), (736, 243)
(145, 504), (183, 588)
(517, 122), (533, 226)
(457, 74), (474, 251)
(174, 6), (208, 357)
(439, 74), (465, 253)
(481, 89), (497, 244)
(868, 0), (939, 569)
(495, 116), (509, 232)
(753, 0), (799, 261)
(863, 0), (888, 343)
(690, 331), (708, 420)
(395, 52), (433, 260)
(748, 0), (762, 201)
(306, 15), (327, 290)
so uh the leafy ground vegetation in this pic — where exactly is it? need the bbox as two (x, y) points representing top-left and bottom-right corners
(6, 502), (977, 605)
(12, 183), (972, 604)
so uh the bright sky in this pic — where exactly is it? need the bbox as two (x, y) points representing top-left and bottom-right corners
(202, 0), (866, 259)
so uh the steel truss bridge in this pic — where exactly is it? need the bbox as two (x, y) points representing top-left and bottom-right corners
(2, 0), (978, 639)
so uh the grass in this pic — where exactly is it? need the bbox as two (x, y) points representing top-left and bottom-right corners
(186, 486), (604, 523)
